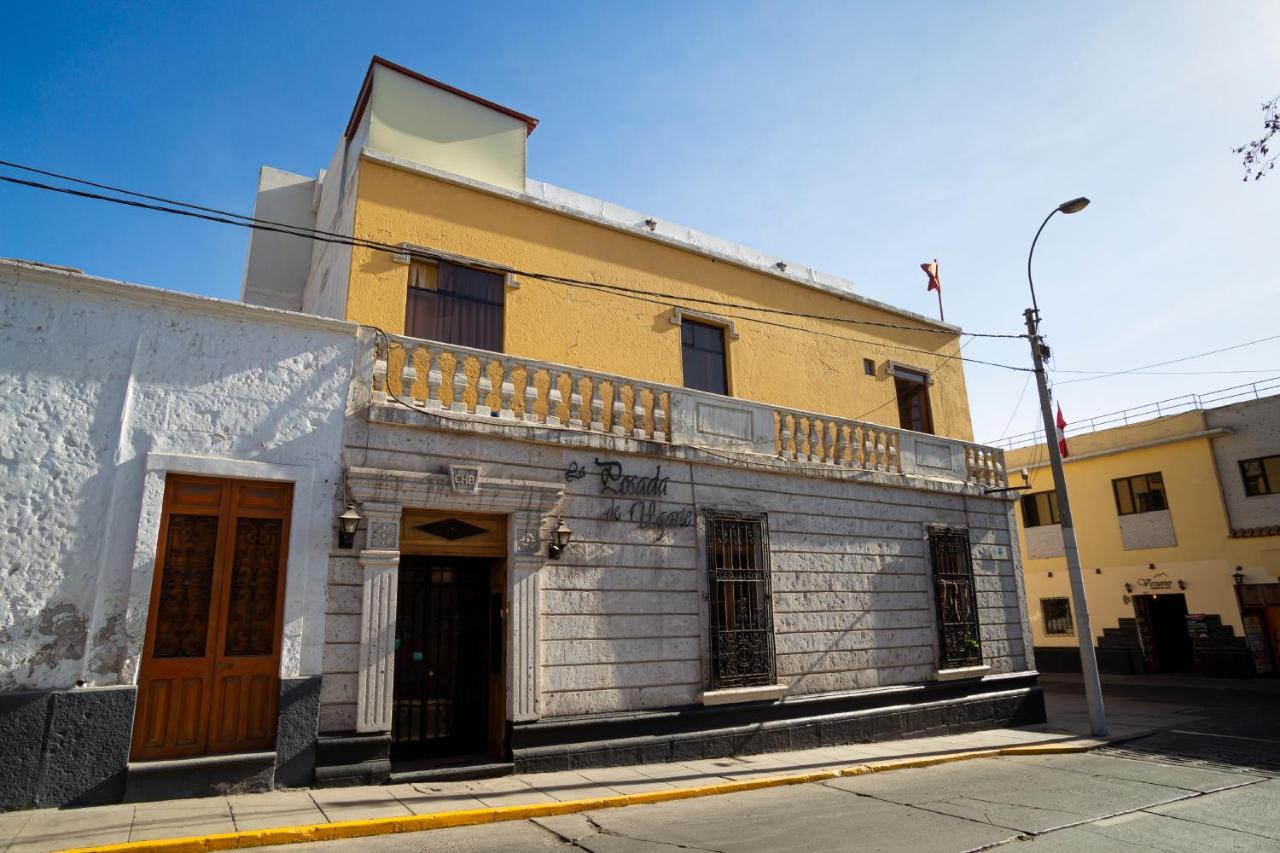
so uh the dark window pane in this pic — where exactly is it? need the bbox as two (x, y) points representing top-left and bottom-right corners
(223, 517), (285, 657)
(1114, 473), (1168, 515)
(706, 512), (774, 689)
(1042, 597), (1074, 636)
(894, 374), (933, 434)
(929, 527), (982, 669)
(681, 320), (727, 395)
(153, 515), (220, 658)
(1240, 456), (1278, 497)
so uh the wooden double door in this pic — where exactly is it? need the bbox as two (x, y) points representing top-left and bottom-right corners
(132, 474), (292, 761)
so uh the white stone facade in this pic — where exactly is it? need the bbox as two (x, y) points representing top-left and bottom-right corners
(0, 261), (356, 692)
(320, 400), (1030, 733)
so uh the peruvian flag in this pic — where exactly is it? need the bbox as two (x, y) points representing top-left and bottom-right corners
(921, 260), (941, 292)
(1056, 404), (1070, 458)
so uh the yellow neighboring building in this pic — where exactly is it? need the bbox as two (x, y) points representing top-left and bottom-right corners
(240, 56), (973, 441)
(1005, 387), (1280, 678)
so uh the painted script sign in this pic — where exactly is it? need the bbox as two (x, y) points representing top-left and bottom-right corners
(566, 457), (693, 535)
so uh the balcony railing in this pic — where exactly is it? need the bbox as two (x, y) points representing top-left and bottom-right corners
(371, 334), (1006, 488)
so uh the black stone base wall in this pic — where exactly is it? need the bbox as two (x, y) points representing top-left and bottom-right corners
(511, 674), (1045, 774)
(0, 686), (136, 811)
(1032, 647), (1084, 673)
(274, 676), (322, 788)
(313, 733), (392, 787)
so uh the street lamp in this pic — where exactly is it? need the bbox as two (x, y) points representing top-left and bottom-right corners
(1024, 197), (1109, 737)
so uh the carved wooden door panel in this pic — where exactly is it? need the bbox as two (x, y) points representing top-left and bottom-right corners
(132, 475), (292, 761)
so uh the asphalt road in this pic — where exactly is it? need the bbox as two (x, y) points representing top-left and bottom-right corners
(281, 679), (1280, 852)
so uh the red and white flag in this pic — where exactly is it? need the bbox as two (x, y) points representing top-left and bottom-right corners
(921, 260), (941, 293)
(1056, 404), (1070, 458)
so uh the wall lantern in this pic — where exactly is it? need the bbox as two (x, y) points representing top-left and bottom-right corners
(1124, 582), (1133, 593)
(1095, 568), (1102, 574)
(548, 519), (573, 560)
(1233, 566), (1246, 586)
(1177, 579), (1187, 591)
(338, 504), (362, 549)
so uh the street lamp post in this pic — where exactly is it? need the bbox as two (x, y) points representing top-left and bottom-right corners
(1025, 197), (1109, 737)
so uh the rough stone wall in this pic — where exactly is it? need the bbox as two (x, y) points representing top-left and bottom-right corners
(324, 417), (1026, 729)
(1206, 395), (1280, 530)
(0, 263), (356, 692)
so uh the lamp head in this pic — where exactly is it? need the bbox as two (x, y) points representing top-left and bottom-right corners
(548, 519), (573, 559)
(1058, 197), (1090, 214)
(337, 504), (362, 549)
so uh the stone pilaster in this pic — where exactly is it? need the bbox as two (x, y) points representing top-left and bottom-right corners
(356, 506), (401, 733)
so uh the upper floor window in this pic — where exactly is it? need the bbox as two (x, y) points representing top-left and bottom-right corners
(1041, 597), (1074, 637)
(893, 366), (933, 435)
(681, 319), (728, 395)
(405, 259), (504, 352)
(1240, 455), (1280, 497)
(1113, 472), (1168, 516)
(705, 510), (775, 689)
(1021, 490), (1061, 528)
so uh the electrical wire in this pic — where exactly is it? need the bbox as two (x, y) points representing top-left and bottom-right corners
(0, 171), (1035, 373)
(0, 158), (1027, 339)
(1050, 333), (1280, 384)
(996, 373), (1034, 439)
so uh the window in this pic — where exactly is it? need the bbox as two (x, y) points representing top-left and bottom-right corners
(1041, 597), (1074, 636)
(928, 526), (982, 669)
(1020, 490), (1061, 528)
(1240, 455), (1280, 497)
(863, 358), (876, 376)
(705, 511), (775, 689)
(405, 259), (505, 351)
(1112, 472), (1168, 516)
(681, 319), (728, 395)
(894, 366), (933, 434)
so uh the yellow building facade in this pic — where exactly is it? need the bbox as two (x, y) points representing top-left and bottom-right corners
(1006, 394), (1280, 678)
(241, 56), (976, 442)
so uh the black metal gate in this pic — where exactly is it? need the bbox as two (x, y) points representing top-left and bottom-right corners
(706, 511), (776, 689)
(928, 526), (983, 669)
(392, 557), (490, 761)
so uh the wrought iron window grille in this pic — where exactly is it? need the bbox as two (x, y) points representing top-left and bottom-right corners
(928, 526), (983, 670)
(705, 510), (776, 690)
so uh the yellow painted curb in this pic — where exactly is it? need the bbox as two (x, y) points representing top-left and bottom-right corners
(60, 740), (1096, 853)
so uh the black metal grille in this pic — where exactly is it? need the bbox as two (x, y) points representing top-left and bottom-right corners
(928, 526), (983, 669)
(706, 511), (775, 689)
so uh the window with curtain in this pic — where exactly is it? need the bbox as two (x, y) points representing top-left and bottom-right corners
(405, 259), (505, 352)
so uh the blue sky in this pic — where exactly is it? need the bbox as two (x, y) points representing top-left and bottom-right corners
(2, 1), (1278, 440)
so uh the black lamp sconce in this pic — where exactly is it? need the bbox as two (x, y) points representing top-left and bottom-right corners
(1095, 568), (1102, 574)
(548, 519), (573, 560)
(1124, 582), (1133, 593)
(1178, 579), (1187, 590)
(1233, 566), (1245, 586)
(338, 504), (362, 549)
(1047, 571), (1053, 578)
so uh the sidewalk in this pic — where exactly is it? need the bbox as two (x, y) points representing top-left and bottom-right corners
(0, 693), (1203, 853)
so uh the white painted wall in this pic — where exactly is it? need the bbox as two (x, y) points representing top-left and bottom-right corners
(368, 63), (527, 192)
(0, 261), (357, 691)
(240, 166), (318, 311)
(1207, 395), (1280, 531)
(299, 135), (358, 321)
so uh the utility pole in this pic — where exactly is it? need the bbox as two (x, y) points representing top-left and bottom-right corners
(1024, 307), (1108, 736)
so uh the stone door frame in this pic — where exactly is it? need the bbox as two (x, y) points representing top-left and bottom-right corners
(344, 465), (564, 734)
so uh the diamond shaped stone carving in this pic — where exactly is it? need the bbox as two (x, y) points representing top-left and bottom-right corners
(416, 518), (487, 541)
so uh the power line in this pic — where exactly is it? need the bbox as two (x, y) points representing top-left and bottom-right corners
(0, 170), (1034, 373)
(0, 158), (1027, 339)
(1050, 333), (1280, 384)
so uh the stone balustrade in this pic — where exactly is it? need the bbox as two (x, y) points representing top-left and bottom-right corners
(370, 333), (1006, 489)
(374, 334), (671, 442)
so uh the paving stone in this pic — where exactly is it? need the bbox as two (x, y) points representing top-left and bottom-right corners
(308, 786), (412, 820)
(227, 791), (327, 831)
